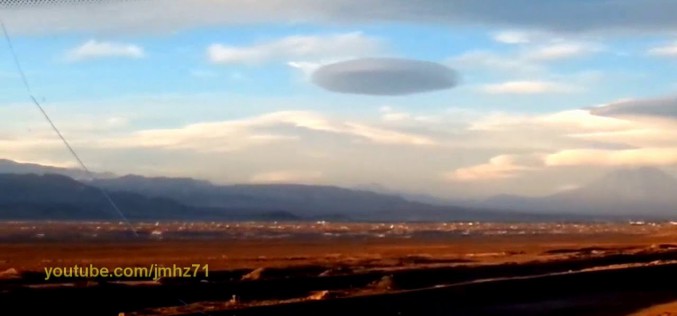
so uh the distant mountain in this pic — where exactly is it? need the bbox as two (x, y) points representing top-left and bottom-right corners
(0, 159), (557, 222)
(0, 159), (114, 180)
(482, 167), (677, 217)
(564, 167), (677, 203)
(352, 183), (465, 207)
(0, 173), (299, 221)
(91, 175), (520, 221)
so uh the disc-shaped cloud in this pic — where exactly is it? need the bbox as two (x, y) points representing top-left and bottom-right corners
(311, 58), (458, 96)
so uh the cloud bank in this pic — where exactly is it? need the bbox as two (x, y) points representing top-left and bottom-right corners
(4, 93), (677, 197)
(7, 0), (677, 35)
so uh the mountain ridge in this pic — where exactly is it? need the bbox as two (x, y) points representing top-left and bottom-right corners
(0, 160), (541, 222)
(0, 173), (307, 221)
(1, 159), (675, 220)
(0, 159), (115, 180)
(480, 167), (677, 216)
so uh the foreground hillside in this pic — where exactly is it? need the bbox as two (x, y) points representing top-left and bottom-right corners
(2, 221), (677, 316)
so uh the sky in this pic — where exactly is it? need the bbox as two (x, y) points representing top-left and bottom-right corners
(1, 0), (677, 199)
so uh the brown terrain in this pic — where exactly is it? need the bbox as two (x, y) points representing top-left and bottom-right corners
(1, 221), (677, 315)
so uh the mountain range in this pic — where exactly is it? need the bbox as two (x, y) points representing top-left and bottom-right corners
(0, 159), (535, 222)
(479, 167), (677, 217)
(0, 173), (309, 221)
(0, 159), (675, 221)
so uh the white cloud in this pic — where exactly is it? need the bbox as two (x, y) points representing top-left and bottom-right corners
(448, 51), (543, 74)
(287, 61), (326, 76)
(569, 128), (677, 148)
(0, 138), (62, 152)
(461, 109), (642, 158)
(445, 155), (536, 182)
(249, 170), (323, 184)
(444, 108), (677, 178)
(463, 105), (677, 169)
(208, 32), (381, 65)
(382, 112), (412, 122)
(524, 42), (601, 61)
(99, 111), (436, 152)
(539, 109), (634, 131)
(481, 80), (577, 94)
(647, 42), (677, 57)
(492, 31), (534, 44)
(545, 148), (677, 167)
(447, 39), (601, 82)
(9, 158), (80, 169)
(66, 40), (145, 61)
(343, 122), (436, 145)
(378, 106), (439, 123)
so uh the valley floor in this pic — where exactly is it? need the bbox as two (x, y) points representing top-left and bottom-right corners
(1, 221), (677, 315)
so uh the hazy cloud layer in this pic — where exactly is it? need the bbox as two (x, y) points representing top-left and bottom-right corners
(312, 58), (458, 95)
(449, 40), (600, 73)
(447, 35), (602, 95)
(99, 110), (437, 152)
(5, 0), (677, 35)
(4, 93), (677, 197)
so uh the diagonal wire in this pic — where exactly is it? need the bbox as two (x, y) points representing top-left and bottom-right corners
(1, 16), (214, 315)
(1, 20), (139, 237)
(1, 11), (218, 313)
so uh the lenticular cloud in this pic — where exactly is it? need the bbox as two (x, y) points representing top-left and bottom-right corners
(311, 58), (458, 96)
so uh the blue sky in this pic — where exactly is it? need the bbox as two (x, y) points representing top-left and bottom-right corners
(2, 0), (677, 198)
(3, 24), (675, 113)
